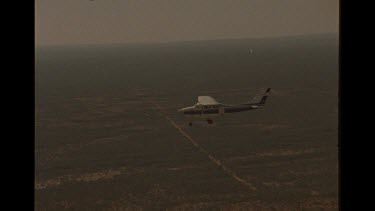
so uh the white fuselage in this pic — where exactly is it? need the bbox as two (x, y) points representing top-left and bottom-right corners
(178, 103), (262, 118)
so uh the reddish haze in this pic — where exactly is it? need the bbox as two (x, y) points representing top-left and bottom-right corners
(35, 0), (339, 46)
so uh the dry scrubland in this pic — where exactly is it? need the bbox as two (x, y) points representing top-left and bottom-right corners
(36, 34), (338, 210)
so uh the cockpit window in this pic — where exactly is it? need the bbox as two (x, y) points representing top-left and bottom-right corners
(205, 105), (216, 109)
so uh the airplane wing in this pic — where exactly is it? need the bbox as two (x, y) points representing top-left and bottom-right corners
(198, 96), (220, 105)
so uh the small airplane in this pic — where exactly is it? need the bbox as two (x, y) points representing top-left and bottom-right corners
(178, 88), (271, 126)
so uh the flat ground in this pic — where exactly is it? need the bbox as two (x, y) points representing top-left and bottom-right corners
(35, 34), (338, 210)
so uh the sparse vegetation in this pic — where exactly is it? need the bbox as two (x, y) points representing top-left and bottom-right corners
(35, 34), (338, 210)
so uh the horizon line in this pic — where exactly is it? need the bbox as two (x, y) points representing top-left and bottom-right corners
(35, 32), (338, 48)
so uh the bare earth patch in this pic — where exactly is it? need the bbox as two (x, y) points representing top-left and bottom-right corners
(35, 167), (133, 190)
(255, 148), (315, 157)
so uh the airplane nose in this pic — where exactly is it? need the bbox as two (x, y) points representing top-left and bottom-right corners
(178, 107), (189, 112)
(178, 106), (194, 113)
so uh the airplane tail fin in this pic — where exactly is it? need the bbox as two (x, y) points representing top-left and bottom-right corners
(249, 88), (271, 105)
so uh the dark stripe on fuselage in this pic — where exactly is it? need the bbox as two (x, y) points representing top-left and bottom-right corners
(224, 106), (253, 113)
(183, 104), (263, 115)
(184, 109), (219, 115)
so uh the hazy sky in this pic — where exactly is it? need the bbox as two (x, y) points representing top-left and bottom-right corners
(35, 0), (339, 46)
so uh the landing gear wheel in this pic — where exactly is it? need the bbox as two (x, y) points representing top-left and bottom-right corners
(207, 119), (213, 124)
(189, 122), (192, 126)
